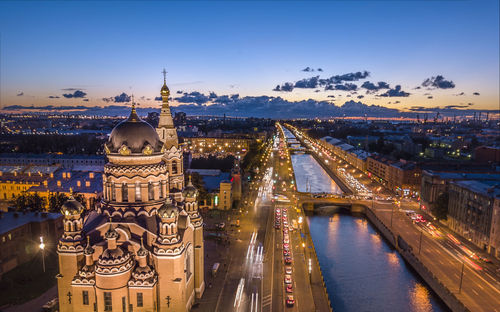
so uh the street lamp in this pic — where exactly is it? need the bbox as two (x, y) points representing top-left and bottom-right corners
(39, 236), (46, 273)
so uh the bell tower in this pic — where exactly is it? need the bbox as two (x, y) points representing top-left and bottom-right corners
(157, 69), (178, 149)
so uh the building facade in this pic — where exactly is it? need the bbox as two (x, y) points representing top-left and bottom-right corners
(0, 211), (62, 277)
(448, 180), (500, 251)
(57, 76), (204, 312)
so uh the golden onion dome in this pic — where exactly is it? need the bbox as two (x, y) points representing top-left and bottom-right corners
(61, 195), (84, 216)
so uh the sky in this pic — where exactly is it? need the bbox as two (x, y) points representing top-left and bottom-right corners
(0, 0), (499, 117)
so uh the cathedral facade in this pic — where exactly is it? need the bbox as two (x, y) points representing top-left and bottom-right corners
(57, 75), (204, 312)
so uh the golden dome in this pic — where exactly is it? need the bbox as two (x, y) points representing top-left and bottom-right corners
(61, 195), (84, 216)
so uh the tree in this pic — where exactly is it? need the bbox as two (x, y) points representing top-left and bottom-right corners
(12, 192), (46, 212)
(12, 193), (29, 211)
(433, 192), (449, 220)
(48, 192), (69, 212)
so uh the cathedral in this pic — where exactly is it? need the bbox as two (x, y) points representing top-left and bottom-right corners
(56, 73), (204, 312)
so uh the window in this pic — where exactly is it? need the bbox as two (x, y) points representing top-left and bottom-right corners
(104, 292), (112, 311)
(137, 293), (143, 307)
(122, 184), (128, 202)
(111, 183), (116, 201)
(82, 290), (89, 305)
(148, 183), (154, 201)
(172, 161), (178, 174)
(135, 183), (141, 202)
(122, 297), (126, 312)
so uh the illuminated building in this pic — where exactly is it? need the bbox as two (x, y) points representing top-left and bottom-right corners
(57, 75), (204, 311)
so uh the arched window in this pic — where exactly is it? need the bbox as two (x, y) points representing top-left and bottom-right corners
(111, 183), (116, 201)
(148, 183), (154, 200)
(172, 161), (178, 174)
(122, 183), (128, 202)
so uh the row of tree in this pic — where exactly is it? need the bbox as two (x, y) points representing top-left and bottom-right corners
(11, 192), (85, 213)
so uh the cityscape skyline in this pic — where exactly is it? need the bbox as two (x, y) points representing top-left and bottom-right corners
(1, 1), (499, 118)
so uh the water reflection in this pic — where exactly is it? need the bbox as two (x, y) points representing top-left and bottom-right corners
(291, 153), (342, 194)
(308, 213), (448, 312)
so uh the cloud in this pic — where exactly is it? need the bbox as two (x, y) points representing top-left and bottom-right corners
(175, 91), (211, 105)
(325, 83), (358, 91)
(294, 76), (320, 89)
(421, 75), (455, 89)
(444, 105), (468, 109)
(378, 85), (410, 97)
(301, 67), (323, 72)
(327, 95), (335, 98)
(102, 92), (131, 103)
(113, 92), (131, 103)
(454, 92), (465, 96)
(473, 92), (480, 96)
(154, 96), (162, 101)
(427, 96), (433, 99)
(273, 82), (294, 92)
(328, 71), (369, 84)
(361, 81), (390, 92)
(176, 90), (183, 94)
(83, 99), (89, 102)
(357, 95), (364, 99)
(48, 95), (60, 99)
(63, 90), (87, 98)
(17, 91), (24, 96)
(274, 70), (369, 92)
(394, 101), (401, 104)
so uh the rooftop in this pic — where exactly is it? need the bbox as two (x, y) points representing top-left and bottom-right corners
(453, 180), (500, 198)
(0, 211), (62, 236)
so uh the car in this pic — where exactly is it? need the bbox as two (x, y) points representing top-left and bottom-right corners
(284, 257), (292, 265)
(285, 266), (292, 274)
(286, 295), (295, 307)
(286, 284), (293, 293)
(283, 243), (290, 249)
(283, 250), (290, 256)
(284, 274), (292, 284)
(283, 237), (289, 244)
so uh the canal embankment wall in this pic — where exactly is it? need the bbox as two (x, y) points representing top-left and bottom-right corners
(363, 206), (470, 312)
(301, 209), (334, 312)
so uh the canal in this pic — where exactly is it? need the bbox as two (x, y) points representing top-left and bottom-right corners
(284, 127), (448, 312)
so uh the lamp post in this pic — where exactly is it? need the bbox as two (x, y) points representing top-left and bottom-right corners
(39, 236), (46, 273)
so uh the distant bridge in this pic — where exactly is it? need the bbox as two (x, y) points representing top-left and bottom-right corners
(296, 192), (370, 212)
